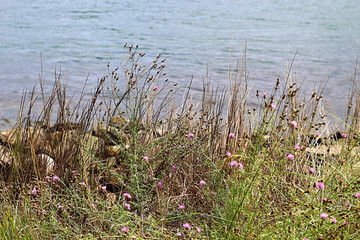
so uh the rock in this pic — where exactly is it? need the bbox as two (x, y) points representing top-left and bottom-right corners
(105, 182), (120, 194)
(305, 145), (342, 156)
(106, 145), (122, 157)
(0, 145), (12, 164)
(21, 153), (55, 175)
(49, 122), (84, 132)
(0, 146), (12, 181)
(155, 125), (167, 137)
(92, 123), (130, 146)
(0, 128), (18, 146)
(83, 134), (100, 150)
(106, 192), (118, 204)
(305, 145), (360, 158)
(38, 154), (54, 175)
(307, 135), (326, 146)
(349, 146), (360, 157)
(263, 135), (270, 141)
(329, 131), (346, 141)
(0, 127), (44, 146)
(110, 116), (128, 128)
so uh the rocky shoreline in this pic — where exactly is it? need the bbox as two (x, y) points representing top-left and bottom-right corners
(2, 116), (359, 180)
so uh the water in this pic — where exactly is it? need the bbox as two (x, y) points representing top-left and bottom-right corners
(1, 0), (359, 128)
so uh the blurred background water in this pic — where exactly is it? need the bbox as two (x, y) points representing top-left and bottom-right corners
(0, 0), (359, 128)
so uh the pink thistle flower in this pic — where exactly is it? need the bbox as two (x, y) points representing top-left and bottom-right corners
(176, 233), (182, 237)
(315, 132), (320, 137)
(125, 203), (131, 210)
(182, 223), (191, 229)
(342, 221), (349, 225)
(346, 202), (350, 207)
(316, 182), (325, 189)
(263, 91), (267, 97)
(178, 205), (185, 210)
(42, 210), (46, 214)
(229, 133), (235, 138)
(123, 193), (132, 199)
(287, 154), (294, 160)
(226, 151), (231, 157)
(238, 163), (244, 170)
(342, 133), (347, 138)
(121, 227), (129, 232)
(331, 218), (337, 224)
(269, 103), (275, 110)
(91, 203), (96, 208)
(71, 170), (76, 174)
(154, 86), (159, 91)
(196, 227), (201, 233)
(321, 197), (327, 202)
(32, 187), (38, 196)
(320, 212), (328, 219)
(172, 165), (176, 171)
(295, 145), (301, 151)
(230, 160), (238, 167)
(157, 182), (163, 188)
(79, 182), (87, 188)
(188, 133), (194, 139)
(200, 180), (206, 187)
(53, 175), (59, 182)
(102, 186), (107, 191)
(45, 176), (50, 181)
(290, 121), (297, 128)
(309, 168), (314, 173)
(356, 192), (360, 198)
(58, 204), (63, 209)
(143, 156), (149, 162)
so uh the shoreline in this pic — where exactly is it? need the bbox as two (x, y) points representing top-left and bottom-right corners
(1, 50), (359, 238)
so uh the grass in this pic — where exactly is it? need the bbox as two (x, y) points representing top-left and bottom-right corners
(0, 45), (359, 239)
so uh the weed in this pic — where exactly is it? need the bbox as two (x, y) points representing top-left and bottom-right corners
(0, 46), (359, 239)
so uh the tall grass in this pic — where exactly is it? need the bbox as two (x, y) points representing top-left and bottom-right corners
(0, 46), (359, 239)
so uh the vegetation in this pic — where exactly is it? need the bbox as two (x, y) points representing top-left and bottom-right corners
(0, 45), (359, 239)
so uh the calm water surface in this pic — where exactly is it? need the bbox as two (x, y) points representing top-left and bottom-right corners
(0, 0), (359, 128)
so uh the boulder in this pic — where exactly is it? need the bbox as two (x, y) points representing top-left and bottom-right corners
(109, 116), (128, 128)
(304, 145), (342, 156)
(92, 123), (130, 146)
(0, 145), (12, 164)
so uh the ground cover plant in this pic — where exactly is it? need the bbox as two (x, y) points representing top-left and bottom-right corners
(0, 45), (359, 239)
